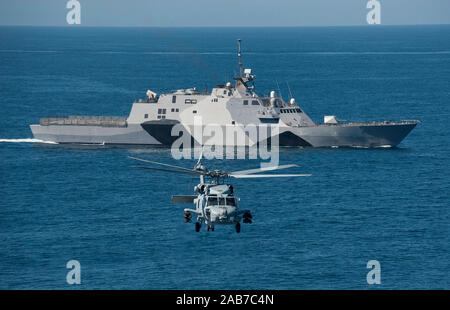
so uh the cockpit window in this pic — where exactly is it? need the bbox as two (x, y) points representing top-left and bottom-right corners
(208, 197), (232, 206)
(226, 198), (236, 206)
(207, 197), (218, 205)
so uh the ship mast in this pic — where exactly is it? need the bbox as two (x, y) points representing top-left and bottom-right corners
(238, 39), (243, 78)
(234, 39), (255, 90)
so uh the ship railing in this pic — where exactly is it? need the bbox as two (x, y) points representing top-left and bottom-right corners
(39, 116), (128, 127)
(318, 119), (420, 127)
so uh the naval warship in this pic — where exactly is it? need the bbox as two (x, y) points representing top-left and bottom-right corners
(30, 40), (418, 148)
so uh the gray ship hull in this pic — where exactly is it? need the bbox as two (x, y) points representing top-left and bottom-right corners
(30, 123), (160, 145)
(30, 120), (418, 148)
(285, 122), (418, 148)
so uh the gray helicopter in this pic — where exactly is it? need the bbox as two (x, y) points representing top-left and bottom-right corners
(129, 155), (311, 233)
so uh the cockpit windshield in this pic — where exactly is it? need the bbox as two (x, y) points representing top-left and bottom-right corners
(226, 197), (236, 206)
(207, 196), (235, 206)
(207, 197), (218, 206)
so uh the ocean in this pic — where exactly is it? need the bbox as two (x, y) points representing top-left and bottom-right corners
(0, 25), (449, 289)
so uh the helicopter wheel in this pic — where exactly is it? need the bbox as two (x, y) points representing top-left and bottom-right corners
(195, 222), (201, 232)
(235, 222), (241, 233)
(206, 225), (210, 231)
(183, 212), (192, 223)
(211, 225), (215, 232)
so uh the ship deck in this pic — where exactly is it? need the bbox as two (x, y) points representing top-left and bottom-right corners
(39, 116), (128, 127)
(314, 120), (419, 127)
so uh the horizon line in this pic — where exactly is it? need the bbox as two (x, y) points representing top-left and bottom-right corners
(0, 23), (449, 28)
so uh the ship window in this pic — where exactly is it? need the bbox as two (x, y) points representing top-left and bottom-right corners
(157, 115), (161, 119)
(171, 108), (174, 112)
(161, 115), (166, 119)
(243, 100), (248, 105)
(176, 108), (179, 112)
(296, 108), (303, 113)
(144, 114), (148, 118)
(172, 96), (176, 103)
(193, 110), (197, 114)
(251, 100), (259, 105)
(232, 121), (235, 125)
(191, 99), (197, 104)
(218, 198), (226, 205)
(223, 90), (227, 94)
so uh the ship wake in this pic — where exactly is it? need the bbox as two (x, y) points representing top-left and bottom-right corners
(0, 138), (58, 144)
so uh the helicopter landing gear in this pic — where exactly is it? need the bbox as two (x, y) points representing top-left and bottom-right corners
(206, 225), (215, 232)
(243, 212), (252, 224)
(195, 222), (201, 232)
(235, 222), (241, 233)
(183, 212), (192, 223)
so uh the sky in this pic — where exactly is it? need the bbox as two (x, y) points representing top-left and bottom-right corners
(0, 0), (449, 27)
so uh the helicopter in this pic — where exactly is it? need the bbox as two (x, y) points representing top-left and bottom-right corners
(129, 155), (311, 233)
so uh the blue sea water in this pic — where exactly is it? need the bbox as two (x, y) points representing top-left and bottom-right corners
(0, 26), (449, 289)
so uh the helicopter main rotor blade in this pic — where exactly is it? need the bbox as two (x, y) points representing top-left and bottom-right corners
(128, 156), (195, 172)
(172, 195), (198, 204)
(230, 164), (299, 175)
(131, 165), (204, 176)
(196, 148), (203, 166)
(230, 173), (312, 178)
